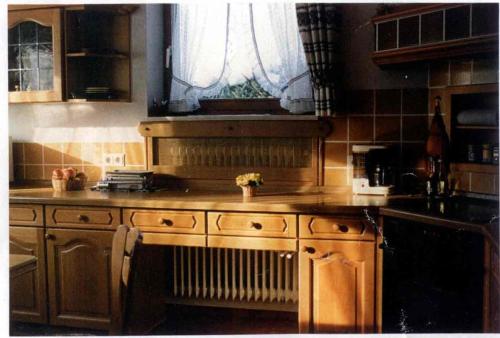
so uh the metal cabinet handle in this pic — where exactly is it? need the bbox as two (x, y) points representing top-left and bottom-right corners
(159, 218), (173, 226)
(250, 221), (262, 230)
(301, 246), (316, 254)
(77, 214), (89, 222)
(45, 233), (55, 240)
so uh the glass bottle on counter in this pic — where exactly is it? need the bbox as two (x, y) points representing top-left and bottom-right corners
(437, 158), (448, 196)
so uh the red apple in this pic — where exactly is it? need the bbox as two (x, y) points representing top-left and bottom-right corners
(52, 168), (64, 179)
(63, 167), (76, 179)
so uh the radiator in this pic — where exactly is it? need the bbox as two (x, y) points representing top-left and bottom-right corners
(168, 247), (298, 311)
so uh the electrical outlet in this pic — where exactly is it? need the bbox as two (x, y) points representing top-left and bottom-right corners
(103, 153), (125, 166)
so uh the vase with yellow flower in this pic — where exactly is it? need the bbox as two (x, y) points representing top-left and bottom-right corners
(236, 173), (263, 197)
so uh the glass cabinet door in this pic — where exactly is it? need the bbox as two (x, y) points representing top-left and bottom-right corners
(8, 8), (62, 103)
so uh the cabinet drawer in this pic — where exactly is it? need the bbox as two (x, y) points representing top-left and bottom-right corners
(299, 215), (374, 240)
(123, 209), (205, 235)
(10, 204), (43, 226)
(46, 206), (120, 230)
(208, 212), (296, 238)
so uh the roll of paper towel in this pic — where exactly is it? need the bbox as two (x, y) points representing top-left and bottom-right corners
(456, 109), (498, 126)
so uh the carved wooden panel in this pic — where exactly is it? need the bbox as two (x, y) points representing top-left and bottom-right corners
(299, 240), (375, 333)
(46, 228), (114, 330)
(9, 226), (48, 324)
(154, 137), (312, 169)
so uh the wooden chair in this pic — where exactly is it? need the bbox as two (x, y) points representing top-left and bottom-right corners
(110, 224), (143, 335)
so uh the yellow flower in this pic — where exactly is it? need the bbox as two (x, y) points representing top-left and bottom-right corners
(236, 173), (263, 187)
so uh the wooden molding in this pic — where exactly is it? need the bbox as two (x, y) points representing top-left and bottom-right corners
(139, 120), (331, 138)
(373, 35), (499, 66)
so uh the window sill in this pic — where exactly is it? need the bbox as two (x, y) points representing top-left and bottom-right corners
(144, 114), (318, 122)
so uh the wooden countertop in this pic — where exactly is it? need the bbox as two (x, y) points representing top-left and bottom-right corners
(9, 188), (497, 246)
(9, 188), (395, 213)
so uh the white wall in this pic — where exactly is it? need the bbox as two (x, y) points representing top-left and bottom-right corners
(8, 5), (148, 143)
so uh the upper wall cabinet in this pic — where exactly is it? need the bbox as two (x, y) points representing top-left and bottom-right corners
(8, 5), (136, 104)
(64, 5), (133, 102)
(372, 4), (499, 66)
(8, 8), (63, 103)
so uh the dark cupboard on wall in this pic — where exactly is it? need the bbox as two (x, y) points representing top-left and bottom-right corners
(373, 4), (499, 65)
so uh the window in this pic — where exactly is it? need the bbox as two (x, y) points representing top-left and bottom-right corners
(168, 3), (313, 114)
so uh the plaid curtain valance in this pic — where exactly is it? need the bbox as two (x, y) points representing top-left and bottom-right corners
(296, 4), (340, 117)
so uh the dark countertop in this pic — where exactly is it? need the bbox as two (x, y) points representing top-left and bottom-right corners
(380, 196), (499, 247)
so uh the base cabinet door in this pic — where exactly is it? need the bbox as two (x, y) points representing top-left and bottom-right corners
(46, 228), (114, 330)
(298, 239), (375, 333)
(9, 226), (48, 324)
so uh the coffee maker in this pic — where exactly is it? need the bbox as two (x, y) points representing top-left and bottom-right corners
(352, 145), (394, 196)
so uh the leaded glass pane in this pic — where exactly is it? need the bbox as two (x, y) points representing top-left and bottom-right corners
(20, 44), (38, 69)
(8, 46), (19, 69)
(9, 71), (20, 91)
(39, 68), (53, 90)
(21, 70), (38, 91)
(8, 20), (54, 92)
(8, 26), (19, 45)
(38, 25), (52, 43)
(38, 44), (53, 69)
(20, 22), (37, 43)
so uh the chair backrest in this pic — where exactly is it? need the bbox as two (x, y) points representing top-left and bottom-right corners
(110, 224), (142, 335)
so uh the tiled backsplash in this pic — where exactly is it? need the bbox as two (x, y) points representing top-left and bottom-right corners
(12, 142), (146, 182)
(323, 88), (429, 186)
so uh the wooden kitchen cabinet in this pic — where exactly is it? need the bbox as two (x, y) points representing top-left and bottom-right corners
(9, 226), (48, 324)
(45, 228), (114, 330)
(8, 7), (63, 103)
(298, 239), (376, 333)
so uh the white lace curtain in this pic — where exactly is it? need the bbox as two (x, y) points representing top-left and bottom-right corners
(169, 3), (313, 113)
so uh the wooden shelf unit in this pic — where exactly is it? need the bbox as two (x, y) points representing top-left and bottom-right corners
(64, 6), (132, 102)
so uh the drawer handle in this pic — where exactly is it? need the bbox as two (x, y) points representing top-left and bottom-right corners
(78, 214), (89, 222)
(45, 233), (55, 240)
(159, 218), (173, 226)
(301, 246), (316, 254)
(250, 221), (262, 230)
(337, 224), (349, 233)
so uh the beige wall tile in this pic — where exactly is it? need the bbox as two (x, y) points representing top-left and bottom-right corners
(324, 168), (348, 186)
(103, 142), (123, 154)
(375, 116), (401, 141)
(402, 116), (429, 141)
(62, 143), (82, 165)
(124, 143), (145, 165)
(24, 143), (43, 164)
(324, 143), (347, 167)
(327, 117), (348, 141)
(14, 165), (24, 181)
(470, 172), (496, 195)
(25, 165), (44, 180)
(82, 165), (103, 182)
(349, 116), (373, 141)
(81, 143), (103, 165)
(44, 165), (62, 180)
(12, 143), (24, 165)
(429, 61), (449, 87)
(375, 89), (401, 115)
(450, 60), (472, 86)
(402, 88), (428, 115)
(43, 143), (63, 165)
(452, 171), (470, 192)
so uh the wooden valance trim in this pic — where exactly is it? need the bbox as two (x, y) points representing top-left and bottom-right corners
(138, 120), (331, 138)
